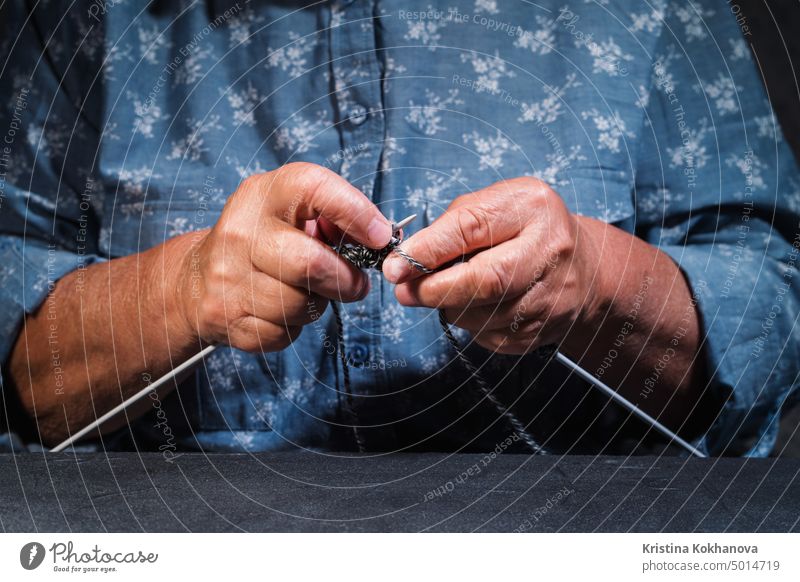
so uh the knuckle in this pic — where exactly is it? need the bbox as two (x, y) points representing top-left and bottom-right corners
(232, 319), (291, 353)
(284, 162), (331, 195)
(477, 263), (510, 302)
(506, 176), (552, 209)
(518, 176), (550, 197)
(547, 226), (574, 263)
(304, 248), (331, 287)
(216, 219), (252, 247)
(523, 175), (548, 190)
(284, 160), (322, 177)
(448, 193), (471, 211)
(260, 227), (282, 261)
(227, 317), (254, 349)
(456, 205), (492, 246)
(282, 291), (313, 320)
(464, 268), (484, 302)
(240, 173), (266, 194)
(235, 335), (264, 354)
(410, 235), (436, 264)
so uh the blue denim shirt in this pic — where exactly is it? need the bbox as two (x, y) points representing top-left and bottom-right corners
(1, 0), (798, 456)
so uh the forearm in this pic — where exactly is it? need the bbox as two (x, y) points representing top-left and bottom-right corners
(563, 217), (709, 434)
(5, 162), (388, 447)
(7, 232), (201, 445)
(383, 177), (711, 436)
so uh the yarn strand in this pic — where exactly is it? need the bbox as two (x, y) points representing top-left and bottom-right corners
(332, 220), (547, 455)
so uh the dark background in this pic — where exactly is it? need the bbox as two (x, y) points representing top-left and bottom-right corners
(739, 1), (800, 456)
(746, 1), (800, 157)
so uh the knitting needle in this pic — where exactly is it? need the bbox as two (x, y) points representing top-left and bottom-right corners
(393, 214), (417, 231)
(388, 213), (705, 457)
(52, 210), (705, 458)
(50, 344), (218, 452)
(553, 352), (706, 457)
(52, 217), (420, 452)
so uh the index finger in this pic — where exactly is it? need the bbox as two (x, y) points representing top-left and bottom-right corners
(264, 162), (392, 249)
(383, 190), (530, 283)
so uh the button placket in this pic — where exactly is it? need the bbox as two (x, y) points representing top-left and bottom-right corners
(329, 1), (384, 198)
(347, 104), (369, 126)
(328, 1), (393, 436)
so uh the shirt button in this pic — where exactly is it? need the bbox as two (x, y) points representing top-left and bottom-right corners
(348, 104), (368, 126)
(349, 343), (369, 366)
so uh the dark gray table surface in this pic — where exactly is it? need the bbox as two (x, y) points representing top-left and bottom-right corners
(0, 453), (798, 532)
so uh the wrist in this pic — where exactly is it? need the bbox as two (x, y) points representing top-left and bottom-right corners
(561, 216), (615, 355)
(575, 216), (614, 327)
(149, 230), (209, 349)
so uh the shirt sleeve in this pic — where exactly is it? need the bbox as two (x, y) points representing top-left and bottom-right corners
(0, 2), (106, 416)
(634, 2), (800, 456)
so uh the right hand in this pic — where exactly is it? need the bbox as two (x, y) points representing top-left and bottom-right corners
(173, 162), (392, 353)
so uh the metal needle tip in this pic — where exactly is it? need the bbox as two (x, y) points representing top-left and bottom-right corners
(393, 214), (417, 231)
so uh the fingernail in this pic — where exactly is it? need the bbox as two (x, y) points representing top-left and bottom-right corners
(367, 218), (392, 247)
(382, 257), (406, 283)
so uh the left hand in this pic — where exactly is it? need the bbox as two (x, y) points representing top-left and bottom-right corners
(381, 177), (605, 354)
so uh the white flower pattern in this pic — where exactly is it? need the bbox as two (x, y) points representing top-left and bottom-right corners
(0, 0), (795, 457)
